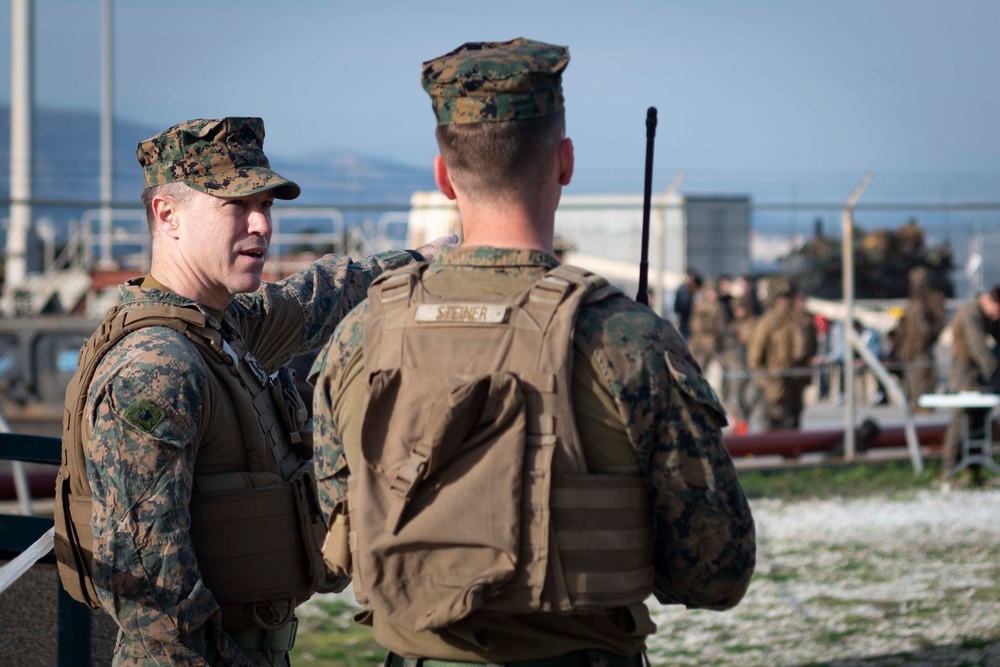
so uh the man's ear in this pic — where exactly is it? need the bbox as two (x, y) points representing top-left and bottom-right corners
(434, 155), (458, 201)
(151, 193), (182, 239)
(557, 138), (574, 186)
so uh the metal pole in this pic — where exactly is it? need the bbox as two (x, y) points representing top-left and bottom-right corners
(848, 330), (924, 474)
(975, 231), (983, 295)
(6, 0), (34, 294)
(841, 172), (873, 460)
(98, 0), (115, 269)
(654, 170), (685, 317)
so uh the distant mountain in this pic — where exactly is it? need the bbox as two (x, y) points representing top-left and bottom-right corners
(0, 105), (434, 209)
(0, 105), (152, 204)
(271, 148), (434, 206)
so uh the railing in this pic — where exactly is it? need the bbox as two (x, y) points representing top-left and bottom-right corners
(0, 431), (90, 667)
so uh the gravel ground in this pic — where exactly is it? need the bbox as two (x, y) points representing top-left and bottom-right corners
(647, 488), (1000, 666)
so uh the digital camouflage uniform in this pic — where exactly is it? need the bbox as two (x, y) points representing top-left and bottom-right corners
(79, 118), (418, 666)
(941, 297), (999, 476)
(747, 286), (818, 430)
(687, 282), (729, 376)
(721, 297), (760, 429)
(895, 269), (947, 411)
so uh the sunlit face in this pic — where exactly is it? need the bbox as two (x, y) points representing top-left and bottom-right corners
(981, 295), (1000, 322)
(172, 189), (275, 309)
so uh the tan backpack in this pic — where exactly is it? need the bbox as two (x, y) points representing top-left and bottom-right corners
(346, 264), (655, 631)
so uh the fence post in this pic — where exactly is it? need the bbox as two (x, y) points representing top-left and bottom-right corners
(848, 328), (924, 474)
(841, 172), (874, 460)
(654, 171), (685, 317)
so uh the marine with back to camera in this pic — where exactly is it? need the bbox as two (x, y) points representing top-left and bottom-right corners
(310, 37), (756, 667)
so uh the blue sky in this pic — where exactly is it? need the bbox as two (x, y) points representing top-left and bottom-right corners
(2, 0), (999, 177)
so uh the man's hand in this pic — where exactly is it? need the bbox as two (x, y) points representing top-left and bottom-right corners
(414, 234), (459, 264)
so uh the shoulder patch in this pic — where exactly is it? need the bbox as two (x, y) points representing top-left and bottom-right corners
(123, 399), (166, 433)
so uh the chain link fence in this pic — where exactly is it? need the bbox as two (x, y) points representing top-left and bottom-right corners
(2, 169), (1000, 457)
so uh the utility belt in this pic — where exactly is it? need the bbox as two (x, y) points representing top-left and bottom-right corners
(118, 618), (298, 653)
(384, 649), (645, 667)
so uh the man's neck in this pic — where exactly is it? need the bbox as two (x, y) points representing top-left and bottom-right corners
(457, 200), (555, 255)
(142, 272), (226, 322)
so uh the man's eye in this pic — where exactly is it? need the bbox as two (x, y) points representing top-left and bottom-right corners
(262, 200), (275, 208)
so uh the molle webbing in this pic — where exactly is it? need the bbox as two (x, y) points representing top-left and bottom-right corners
(210, 320), (304, 479)
(358, 263), (654, 622)
(550, 476), (655, 607)
(189, 466), (327, 609)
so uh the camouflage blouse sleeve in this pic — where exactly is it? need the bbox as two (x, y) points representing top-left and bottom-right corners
(746, 310), (773, 371)
(86, 328), (252, 666)
(576, 297), (756, 611)
(230, 250), (413, 371)
(309, 302), (370, 543)
(958, 304), (997, 379)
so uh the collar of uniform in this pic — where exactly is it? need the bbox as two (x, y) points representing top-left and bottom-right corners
(429, 246), (559, 271)
(118, 276), (224, 324)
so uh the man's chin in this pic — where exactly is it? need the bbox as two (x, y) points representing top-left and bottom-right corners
(232, 275), (264, 295)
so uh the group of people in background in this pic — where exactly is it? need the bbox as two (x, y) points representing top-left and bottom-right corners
(673, 264), (1000, 465)
(674, 270), (816, 433)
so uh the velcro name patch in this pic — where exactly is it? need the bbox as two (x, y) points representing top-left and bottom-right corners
(414, 304), (510, 324)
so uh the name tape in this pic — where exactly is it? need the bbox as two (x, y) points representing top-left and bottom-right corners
(414, 304), (510, 324)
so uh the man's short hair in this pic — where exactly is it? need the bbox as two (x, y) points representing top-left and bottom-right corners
(435, 111), (565, 203)
(423, 38), (569, 203)
(140, 181), (192, 233)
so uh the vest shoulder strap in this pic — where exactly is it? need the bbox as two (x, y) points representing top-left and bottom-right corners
(55, 303), (221, 608)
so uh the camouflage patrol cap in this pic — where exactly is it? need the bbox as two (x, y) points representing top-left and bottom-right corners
(767, 277), (795, 298)
(908, 265), (930, 286)
(136, 117), (301, 200)
(421, 37), (569, 125)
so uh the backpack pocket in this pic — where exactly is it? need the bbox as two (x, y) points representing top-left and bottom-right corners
(352, 367), (526, 631)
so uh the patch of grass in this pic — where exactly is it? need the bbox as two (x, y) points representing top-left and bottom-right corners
(969, 585), (1000, 603)
(738, 459), (944, 500)
(291, 599), (385, 666)
(809, 595), (861, 609)
(753, 563), (802, 583)
(905, 604), (943, 619)
(651, 646), (701, 659)
(836, 558), (868, 572)
(815, 627), (865, 644)
(723, 643), (769, 654)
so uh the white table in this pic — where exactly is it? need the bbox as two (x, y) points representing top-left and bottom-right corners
(918, 392), (1000, 477)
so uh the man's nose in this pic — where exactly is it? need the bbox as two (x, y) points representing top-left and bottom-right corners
(248, 207), (272, 236)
